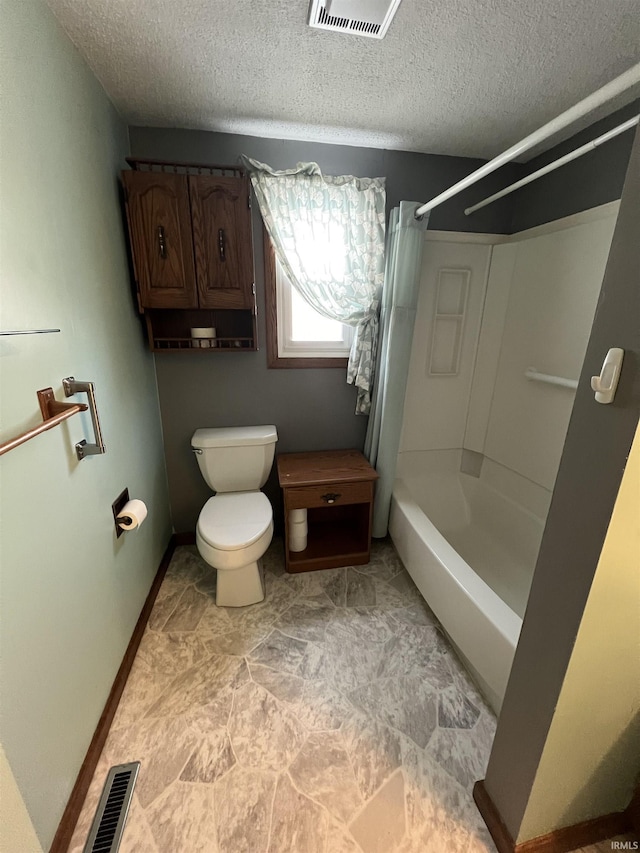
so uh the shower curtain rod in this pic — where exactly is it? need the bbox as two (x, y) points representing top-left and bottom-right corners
(414, 62), (640, 219)
(465, 114), (639, 215)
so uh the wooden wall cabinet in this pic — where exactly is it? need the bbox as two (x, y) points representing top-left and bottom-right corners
(121, 160), (257, 351)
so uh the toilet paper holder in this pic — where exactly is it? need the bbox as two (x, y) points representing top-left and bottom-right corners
(112, 488), (129, 538)
(63, 376), (106, 460)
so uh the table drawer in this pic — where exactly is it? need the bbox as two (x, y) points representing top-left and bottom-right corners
(285, 480), (373, 511)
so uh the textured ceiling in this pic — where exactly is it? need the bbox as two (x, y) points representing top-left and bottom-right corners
(45, 0), (640, 160)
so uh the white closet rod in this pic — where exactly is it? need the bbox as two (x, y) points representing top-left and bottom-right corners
(465, 115), (639, 215)
(414, 63), (640, 219)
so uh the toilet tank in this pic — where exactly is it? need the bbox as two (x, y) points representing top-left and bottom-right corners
(191, 426), (278, 492)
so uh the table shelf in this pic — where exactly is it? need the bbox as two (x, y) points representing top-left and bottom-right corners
(277, 450), (377, 574)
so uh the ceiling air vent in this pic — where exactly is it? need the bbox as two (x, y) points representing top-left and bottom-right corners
(308, 0), (403, 39)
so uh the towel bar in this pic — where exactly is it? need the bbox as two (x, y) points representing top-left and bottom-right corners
(0, 388), (87, 457)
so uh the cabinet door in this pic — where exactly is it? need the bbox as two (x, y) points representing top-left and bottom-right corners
(189, 175), (255, 309)
(122, 171), (198, 309)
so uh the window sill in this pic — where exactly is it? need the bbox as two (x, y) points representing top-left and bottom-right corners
(267, 354), (348, 369)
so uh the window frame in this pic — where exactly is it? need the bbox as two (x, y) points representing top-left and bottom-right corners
(263, 228), (350, 369)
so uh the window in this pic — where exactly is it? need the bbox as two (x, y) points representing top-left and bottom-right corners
(277, 256), (354, 358)
(264, 232), (353, 368)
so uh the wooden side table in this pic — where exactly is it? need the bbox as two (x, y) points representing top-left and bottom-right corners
(277, 449), (378, 574)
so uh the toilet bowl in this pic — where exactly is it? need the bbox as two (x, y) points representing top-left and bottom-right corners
(191, 425), (278, 607)
(196, 492), (273, 606)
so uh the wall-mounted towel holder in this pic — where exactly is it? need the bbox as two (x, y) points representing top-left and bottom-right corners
(62, 377), (106, 460)
(0, 388), (87, 457)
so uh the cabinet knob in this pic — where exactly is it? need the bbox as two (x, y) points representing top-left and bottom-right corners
(218, 228), (226, 262)
(321, 493), (341, 504)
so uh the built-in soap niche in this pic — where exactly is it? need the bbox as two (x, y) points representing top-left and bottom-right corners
(427, 267), (470, 376)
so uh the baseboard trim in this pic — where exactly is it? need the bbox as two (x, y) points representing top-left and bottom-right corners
(473, 780), (517, 853)
(516, 812), (633, 853)
(473, 780), (634, 853)
(49, 536), (176, 853)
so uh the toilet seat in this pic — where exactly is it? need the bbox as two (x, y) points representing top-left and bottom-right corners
(197, 492), (272, 551)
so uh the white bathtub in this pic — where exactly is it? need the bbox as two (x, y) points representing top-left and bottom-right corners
(389, 453), (545, 712)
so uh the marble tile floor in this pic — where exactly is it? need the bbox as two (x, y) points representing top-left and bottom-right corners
(68, 538), (503, 853)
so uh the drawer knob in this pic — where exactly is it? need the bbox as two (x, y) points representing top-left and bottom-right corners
(321, 492), (341, 504)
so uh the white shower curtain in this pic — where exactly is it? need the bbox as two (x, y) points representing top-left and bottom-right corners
(365, 201), (429, 537)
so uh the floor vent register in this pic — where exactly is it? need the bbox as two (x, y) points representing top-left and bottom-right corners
(82, 762), (140, 853)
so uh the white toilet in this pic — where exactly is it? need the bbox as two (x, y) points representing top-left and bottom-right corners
(191, 425), (278, 607)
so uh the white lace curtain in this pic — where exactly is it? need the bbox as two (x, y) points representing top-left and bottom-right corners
(241, 156), (386, 414)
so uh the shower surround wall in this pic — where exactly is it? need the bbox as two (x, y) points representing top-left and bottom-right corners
(467, 203), (619, 506)
(401, 202), (619, 520)
(1, 2), (172, 847)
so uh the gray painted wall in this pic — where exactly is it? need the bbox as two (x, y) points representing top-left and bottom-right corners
(510, 100), (639, 232)
(128, 127), (519, 532)
(484, 126), (640, 839)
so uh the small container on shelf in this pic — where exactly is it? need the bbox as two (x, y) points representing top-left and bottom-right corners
(190, 327), (216, 348)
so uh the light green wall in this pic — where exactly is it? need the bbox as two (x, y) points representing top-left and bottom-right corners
(0, 1), (172, 846)
(518, 421), (640, 839)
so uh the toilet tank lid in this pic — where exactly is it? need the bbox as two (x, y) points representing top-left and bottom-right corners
(192, 425), (278, 449)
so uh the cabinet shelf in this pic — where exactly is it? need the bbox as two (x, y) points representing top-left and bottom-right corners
(153, 337), (255, 352)
(143, 307), (257, 353)
(287, 510), (370, 573)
